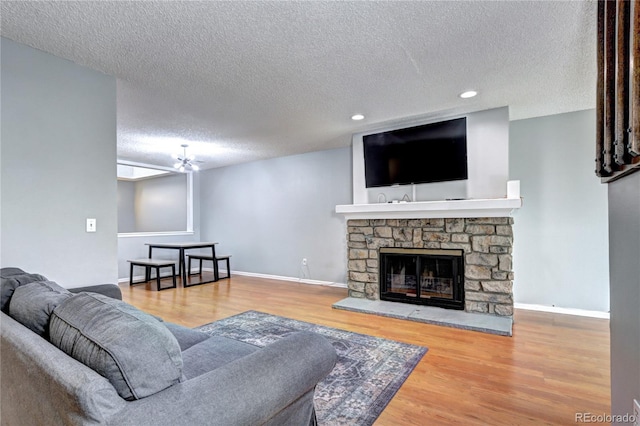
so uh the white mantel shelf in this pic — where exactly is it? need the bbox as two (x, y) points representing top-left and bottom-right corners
(335, 197), (523, 220)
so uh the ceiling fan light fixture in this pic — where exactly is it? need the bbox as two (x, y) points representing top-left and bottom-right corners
(172, 143), (201, 172)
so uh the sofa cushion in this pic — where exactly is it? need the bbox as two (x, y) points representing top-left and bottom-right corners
(69, 284), (122, 301)
(0, 267), (27, 277)
(49, 293), (183, 400)
(163, 322), (210, 351)
(181, 336), (258, 380)
(1, 272), (48, 313)
(8, 281), (71, 337)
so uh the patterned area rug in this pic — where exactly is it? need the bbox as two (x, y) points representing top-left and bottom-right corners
(196, 310), (427, 426)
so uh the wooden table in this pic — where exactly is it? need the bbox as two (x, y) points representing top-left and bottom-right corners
(145, 242), (219, 287)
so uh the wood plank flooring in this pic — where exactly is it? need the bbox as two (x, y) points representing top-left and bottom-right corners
(121, 274), (611, 425)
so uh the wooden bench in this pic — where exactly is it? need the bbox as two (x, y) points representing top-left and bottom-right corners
(187, 254), (231, 280)
(128, 258), (177, 291)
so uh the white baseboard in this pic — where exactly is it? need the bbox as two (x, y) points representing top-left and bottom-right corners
(119, 273), (608, 319)
(515, 303), (610, 319)
(119, 268), (348, 289)
(230, 270), (347, 288)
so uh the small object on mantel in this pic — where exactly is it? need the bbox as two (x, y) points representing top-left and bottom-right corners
(507, 180), (520, 199)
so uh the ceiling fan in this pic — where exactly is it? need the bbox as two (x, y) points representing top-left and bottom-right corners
(172, 144), (202, 172)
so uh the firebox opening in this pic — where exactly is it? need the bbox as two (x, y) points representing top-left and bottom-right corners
(379, 248), (464, 310)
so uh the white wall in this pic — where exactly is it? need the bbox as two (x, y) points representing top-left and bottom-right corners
(1, 38), (118, 287)
(509, 110), (610, 312)
(466, 107), (510, 199)
(352, 107), (509, 203)
(199, 148), (352, 284)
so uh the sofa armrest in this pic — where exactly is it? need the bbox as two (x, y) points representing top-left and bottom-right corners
(106, 331), (337, 426)
(70, 284), (122, 300)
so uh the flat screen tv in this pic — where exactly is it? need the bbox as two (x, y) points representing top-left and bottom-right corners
(363, 117), (468, 188)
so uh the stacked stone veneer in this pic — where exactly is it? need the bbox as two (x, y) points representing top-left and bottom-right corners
(347, 217), (514, 317)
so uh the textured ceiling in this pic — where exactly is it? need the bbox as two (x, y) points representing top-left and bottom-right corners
(1, 1), (597, 170)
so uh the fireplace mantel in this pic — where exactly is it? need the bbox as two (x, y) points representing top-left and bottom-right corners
(335, 197), (522, 220)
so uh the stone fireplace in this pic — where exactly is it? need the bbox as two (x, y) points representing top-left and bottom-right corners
(346, 217), (514, 317)
(335, 108), (519, 329)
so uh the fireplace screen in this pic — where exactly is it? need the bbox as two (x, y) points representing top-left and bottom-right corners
(380, 248), (464, 310)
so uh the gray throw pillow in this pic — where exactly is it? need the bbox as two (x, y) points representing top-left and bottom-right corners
(49, 293), (183, 400)
(1, 272), (48, 313)
(8, 281), (71, 337)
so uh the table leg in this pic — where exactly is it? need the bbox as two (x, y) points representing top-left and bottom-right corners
(212, 245), (219, 281)
(180, 248), (186, 285)
(147, 246), (153, 281)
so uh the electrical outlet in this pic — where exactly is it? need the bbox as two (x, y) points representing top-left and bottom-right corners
(302, 258), (308, 266)
(633, 399), (640, 426)
(86, 218), (97, 233)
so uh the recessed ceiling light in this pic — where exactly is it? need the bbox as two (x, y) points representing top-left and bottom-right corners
(351, 114), (365, 121)
(459, 91), (478, 99)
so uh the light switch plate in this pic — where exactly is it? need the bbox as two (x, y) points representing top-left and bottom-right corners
(86, 218), (96, 233)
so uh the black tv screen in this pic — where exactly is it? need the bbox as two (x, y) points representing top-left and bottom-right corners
(363, 117), (468, 188)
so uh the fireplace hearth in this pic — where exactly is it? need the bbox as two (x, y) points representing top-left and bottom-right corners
(380, 248), (464, 310)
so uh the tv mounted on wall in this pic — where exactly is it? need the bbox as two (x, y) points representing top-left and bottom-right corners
(363, 117), (468, 188)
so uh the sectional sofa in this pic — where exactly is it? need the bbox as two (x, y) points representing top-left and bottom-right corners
(0, 268), (337, 425)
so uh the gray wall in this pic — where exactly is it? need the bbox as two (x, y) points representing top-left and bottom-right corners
(118, 180), (136, 233)
(199, 147), (352, 283)
(608, 171), (640, 421)
(116, 174), (200, 280)
(118, 174), (187, 233)
(1, 38), (118, 287)
(199, 111), (611, 312)
(131, 174), (187, 233)
(509, 110), (610, 312)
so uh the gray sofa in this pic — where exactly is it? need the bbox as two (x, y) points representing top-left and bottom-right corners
(1, 268), (337, 425)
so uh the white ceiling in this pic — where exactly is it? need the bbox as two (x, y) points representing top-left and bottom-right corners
(1, 1), (597, 171)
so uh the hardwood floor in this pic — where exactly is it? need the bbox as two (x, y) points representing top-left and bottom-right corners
(121, 274), (611, 426)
